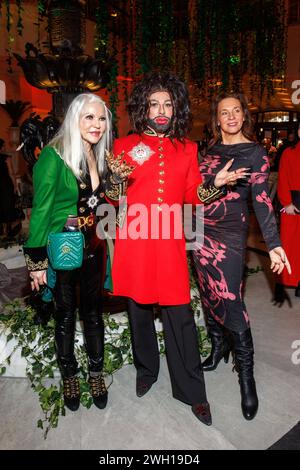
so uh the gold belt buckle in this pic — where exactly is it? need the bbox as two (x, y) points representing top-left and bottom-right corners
(77, 215), (94, 229)
(86, 215), (94, 227)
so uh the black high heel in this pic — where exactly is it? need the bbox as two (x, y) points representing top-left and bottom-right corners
(202, 335), (231, 371)
(203, 315), (232, 371)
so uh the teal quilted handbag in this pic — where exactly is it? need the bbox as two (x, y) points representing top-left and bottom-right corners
(47, 232), (84, 270)
(41, 264), (56, 302)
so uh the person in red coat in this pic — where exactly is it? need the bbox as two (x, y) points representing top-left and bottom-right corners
(111, 72), (248, 426)
(277, 138), (300, 298)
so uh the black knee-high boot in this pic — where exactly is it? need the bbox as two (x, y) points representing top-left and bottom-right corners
(231, 328), (258, 420)
(202, 315), (230, 371)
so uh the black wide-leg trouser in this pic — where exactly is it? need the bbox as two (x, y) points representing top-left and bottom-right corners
(54, 246), (104, 378)
(128, 299), (208, 405)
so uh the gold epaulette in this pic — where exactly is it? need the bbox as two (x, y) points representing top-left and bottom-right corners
(197, 184), (226, 204)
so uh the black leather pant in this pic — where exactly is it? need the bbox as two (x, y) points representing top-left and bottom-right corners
(54, 245), (105, 378)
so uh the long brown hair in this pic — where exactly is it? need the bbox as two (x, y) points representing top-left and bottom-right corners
(210, 92), (254, 146)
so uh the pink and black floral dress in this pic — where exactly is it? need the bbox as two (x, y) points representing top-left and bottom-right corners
(193, 142), (281, 331)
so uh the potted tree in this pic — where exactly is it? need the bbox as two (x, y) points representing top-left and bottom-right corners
(0, 99), (32, 145)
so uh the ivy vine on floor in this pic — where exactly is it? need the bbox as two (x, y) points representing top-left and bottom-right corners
(0, 295), (209, 439)
(244, 265), (264, 277)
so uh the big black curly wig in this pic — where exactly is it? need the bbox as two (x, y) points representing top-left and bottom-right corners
(127, 71), (192, 140)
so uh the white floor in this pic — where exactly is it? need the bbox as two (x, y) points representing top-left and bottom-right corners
(0, 248), (300, 450)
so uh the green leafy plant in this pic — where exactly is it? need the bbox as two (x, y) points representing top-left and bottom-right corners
(0, 100), (32, 127)
(0, 272), (208, 439)
(0, 301), (134, 438)
(189, 257), (211, 357)
(244, 265), (264, 277)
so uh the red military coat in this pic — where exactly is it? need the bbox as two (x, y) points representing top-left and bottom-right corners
(277, 141), (300, 286)
(111, 131), (202, 305)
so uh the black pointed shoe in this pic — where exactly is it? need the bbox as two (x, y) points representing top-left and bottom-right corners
(136, 380), (153, 397)
(63, 375), (80, 411)
(191, 402), (212, 426)
(89, 374), (108, 409)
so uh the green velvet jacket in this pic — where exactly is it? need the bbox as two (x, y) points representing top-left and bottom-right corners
(23, 145), (122, 271)
(23, 146), (79, 271)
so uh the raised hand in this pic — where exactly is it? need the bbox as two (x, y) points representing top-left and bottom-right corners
(105, 150), (135, 183)
(214, 158), (250, 188)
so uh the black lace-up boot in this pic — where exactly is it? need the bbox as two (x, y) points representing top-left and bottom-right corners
(88, 373), (108, 409)
(63, 375), (80, 411)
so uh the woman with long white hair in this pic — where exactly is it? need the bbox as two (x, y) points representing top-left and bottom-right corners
(23, 93), (127, 411)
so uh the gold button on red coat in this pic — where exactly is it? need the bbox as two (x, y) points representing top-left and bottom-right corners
(159, 170), (165, 175)
(112, 132), (201, 305)
(157, 197), (163, 203)
(159, 179), (165, 184)
(158, 188), (164, 193)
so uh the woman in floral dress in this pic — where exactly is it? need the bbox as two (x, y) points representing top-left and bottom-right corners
(193, 92), (291, 420)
